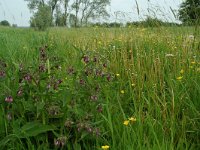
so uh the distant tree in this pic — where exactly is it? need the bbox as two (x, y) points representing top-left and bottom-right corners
(25, 0), (45, 10)
(71, 0), (81, 27)
(109, 22), (122, 27)
(54, 5), (65, 26)
(142, 17), (163, 27)
(62, 0), (70, 26)
(12, 24), (18, 28)
(30, 5), (52, 30)
(0, 20), (10, 26)
(25, 0), (110, 28)
(79, 0), (110, 26)
(178, 0), (200, 25)
(71, 0), (110, 27)
(68, 13), (77, 27)
(25, 0), (60, 25)
(25, 0), (59, 13)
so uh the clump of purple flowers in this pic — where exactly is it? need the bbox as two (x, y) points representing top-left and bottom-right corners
(54, 136), (67, 148)
(5, 96), (13, 103)
(83, 55), (89, 63)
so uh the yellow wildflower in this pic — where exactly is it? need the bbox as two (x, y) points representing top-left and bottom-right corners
(176, 76), (183, 80)
(101, 145), (109, 150)
(116, 74), (120, 77)
(191, 61), (196, 64)
(180, 69), (184, 74)
(128, 117), (136, 122)
(120, 90), (125, 94)
(123, 120), (129, 126)
(131, 83), (135, 87)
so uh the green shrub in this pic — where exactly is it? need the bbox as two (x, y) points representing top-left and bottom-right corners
(0, 20), (10, 26)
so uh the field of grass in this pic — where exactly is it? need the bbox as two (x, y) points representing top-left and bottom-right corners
(0, 26), (199, 150)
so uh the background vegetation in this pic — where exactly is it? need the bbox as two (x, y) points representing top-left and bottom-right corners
(0, 0), (200, 150)
(0, 26), (199, 149)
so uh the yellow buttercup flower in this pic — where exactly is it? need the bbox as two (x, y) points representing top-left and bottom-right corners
(123, 120), (129, 126)
(128, 117), (136, 122)
(177, 76), (183, 80)
(116, 73), (120, 77)
(120, 90), (125, 94)
(101, 145), (109, 149)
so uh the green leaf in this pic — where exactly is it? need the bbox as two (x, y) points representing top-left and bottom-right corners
(0, 134), (20, 148)
(14, 122), (55, 138)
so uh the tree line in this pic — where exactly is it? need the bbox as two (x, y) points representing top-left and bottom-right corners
(25, 0), (110, 30)
(1, 0), (199, 30)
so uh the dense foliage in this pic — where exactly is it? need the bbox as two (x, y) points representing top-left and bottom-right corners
(0, 20), (10, 26)
(0, 26), (199, 149)
(178, 0), (200, 24)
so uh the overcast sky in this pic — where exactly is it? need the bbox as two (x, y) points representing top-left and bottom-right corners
(0, 0), (182, 27)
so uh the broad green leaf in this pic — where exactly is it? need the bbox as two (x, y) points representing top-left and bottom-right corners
(14, 122), (55, 138)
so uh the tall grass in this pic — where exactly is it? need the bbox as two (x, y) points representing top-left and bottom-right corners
(0, 26), (199, 149)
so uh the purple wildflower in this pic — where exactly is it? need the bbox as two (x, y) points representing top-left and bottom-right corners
(17, 88), (23, 96)
(86, 126), (93, 133)
(39, 64), (46, 72)
(24, 74), (32, 82)
(106, 74), (111, 82)
(67, 67), (75, 75)
(54, 137), (67, 148)
(93, 56), (98, 62)
(0, 70), (6, 78)
(91, 95), (98, 102)
(97, 104), (103, 113)
(103, 63), (107, 68)
(80, 79), (85, 85)
(94, 128), (100, 136)
(5, 96), (13, 103)
(83, 55), (89, 63)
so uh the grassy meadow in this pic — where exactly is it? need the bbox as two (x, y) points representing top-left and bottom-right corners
(0, 26), (199, 149)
